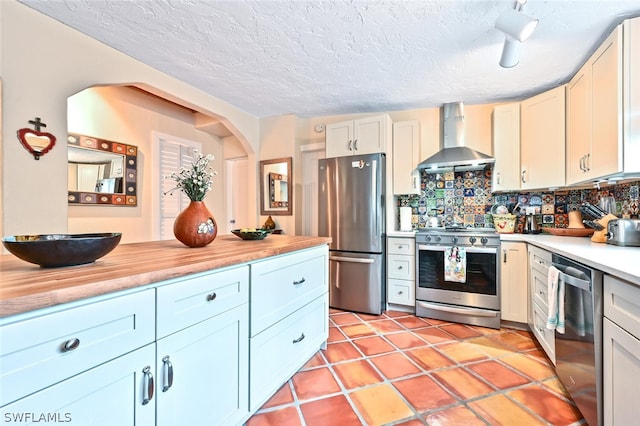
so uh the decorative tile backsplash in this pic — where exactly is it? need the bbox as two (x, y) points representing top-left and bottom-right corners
(397, 168), (640, 230)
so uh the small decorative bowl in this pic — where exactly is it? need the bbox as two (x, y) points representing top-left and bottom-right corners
(2, 233), (122, 268)
(231, 228), (270, 240)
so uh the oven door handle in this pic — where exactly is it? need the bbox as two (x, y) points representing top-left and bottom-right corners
(416, 301), (499, 318)
(417, 245), (497, 254)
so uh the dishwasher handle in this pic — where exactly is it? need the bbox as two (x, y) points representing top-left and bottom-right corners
(552, 263), (591, 292)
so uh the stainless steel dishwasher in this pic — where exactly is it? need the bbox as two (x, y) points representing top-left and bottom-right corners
(552, 254), (603, 426)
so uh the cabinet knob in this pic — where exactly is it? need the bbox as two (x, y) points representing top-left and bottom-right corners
(521, 170), (527, 183)
(397, 265), (403, 270)
(61, 338), (80, 352)
(398, 291), (404, 295)
(206, 292), (217, 302)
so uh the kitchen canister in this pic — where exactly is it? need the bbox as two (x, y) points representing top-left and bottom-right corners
(400, 207), (412, 231)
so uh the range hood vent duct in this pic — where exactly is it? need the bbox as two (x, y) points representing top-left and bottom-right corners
(417, 102), (495, 172)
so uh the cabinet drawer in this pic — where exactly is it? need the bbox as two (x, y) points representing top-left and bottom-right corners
(528, 245), (552, 276)
(531, 301), (555, 364)
(249, 294), (328, 411)
(388, 254), (415, 280)
(156, 265), (249, 338)
(0, 289), (155, 406)
(388, 279), (414, 305)
(531, 269), (550, 310)
(250, 246), (328, 336)
(388, 237), (415, 255)
(604, 275), (640, 340)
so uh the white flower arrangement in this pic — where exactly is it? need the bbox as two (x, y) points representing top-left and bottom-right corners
(164, 150), (217, 201)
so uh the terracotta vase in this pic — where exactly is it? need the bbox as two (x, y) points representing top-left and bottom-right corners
(262, 215), (276, 230)
(173, 201), (217, 247)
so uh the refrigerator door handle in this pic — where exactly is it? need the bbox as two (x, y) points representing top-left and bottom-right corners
(329, 255), (375, 264)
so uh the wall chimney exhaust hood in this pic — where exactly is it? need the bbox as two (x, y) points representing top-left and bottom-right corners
(417, 102), (495, 172)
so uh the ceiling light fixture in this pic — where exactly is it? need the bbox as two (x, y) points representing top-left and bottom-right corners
(495, 0), (538, 68)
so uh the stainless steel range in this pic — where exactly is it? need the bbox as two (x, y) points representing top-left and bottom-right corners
(415, 227), (501, 329)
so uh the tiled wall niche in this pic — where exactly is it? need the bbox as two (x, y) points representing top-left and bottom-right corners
(397, 169), (640, 231)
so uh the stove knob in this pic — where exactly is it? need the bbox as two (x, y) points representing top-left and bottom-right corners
(425, 236), (432, 243)
(452, 236), (458, 244)
(481, 237), (488, 245)
(435, 236), (442, 243)
(469, 236), (477, 245)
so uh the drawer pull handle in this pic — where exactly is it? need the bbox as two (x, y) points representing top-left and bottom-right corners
(206, 292), (217, 302)
(292, 333), (306, 344)
(61, 338), (80, 352)
(142, 366), (154, 405)
(293, 277), (306, 286)
(162, 356), (174, 392)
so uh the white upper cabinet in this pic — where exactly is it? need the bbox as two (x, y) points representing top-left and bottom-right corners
(520, 85), (566, 190)
(325, 114), (390, 157)
(392, 120), (421, 195)
(566, 17), (640, 185)
(492, 103), (521, 192)
(566, 58), (593, 184)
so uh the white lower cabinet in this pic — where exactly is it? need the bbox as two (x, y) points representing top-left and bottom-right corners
(499, 241), (528, 323)
(0, 245), (329, 426)
(156, 304), (248, 426)
(0, 288), (156, 409)
(249, 245), (329, 412)
(249, 295), (328, 411)
(1, 344), (156, 426)
(603, 275), (640, 425)
(527, 245), (555, 364)
(387, 236), (416, 307)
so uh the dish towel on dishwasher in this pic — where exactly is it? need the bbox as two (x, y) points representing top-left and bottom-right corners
(546, 265), (565, 333)
(444, 246), (466, 283)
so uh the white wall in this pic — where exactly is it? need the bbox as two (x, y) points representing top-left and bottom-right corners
(67, 86), (224, 243)
(258, 115), (297, 233)
(0, 1), (258, 238)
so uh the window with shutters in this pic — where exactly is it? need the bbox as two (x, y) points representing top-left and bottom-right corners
(159, 138), (202, 240)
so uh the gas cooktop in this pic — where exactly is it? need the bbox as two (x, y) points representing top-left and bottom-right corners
(415, 226), (499, 247)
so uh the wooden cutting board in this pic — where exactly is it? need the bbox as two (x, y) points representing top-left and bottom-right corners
(544, 228), (595, 237)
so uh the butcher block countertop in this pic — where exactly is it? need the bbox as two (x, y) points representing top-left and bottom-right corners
(0, 234), (331, 318)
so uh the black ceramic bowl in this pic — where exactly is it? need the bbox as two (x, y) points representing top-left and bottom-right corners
(2, 233), (122, 268)
(231, 228), (270, 240)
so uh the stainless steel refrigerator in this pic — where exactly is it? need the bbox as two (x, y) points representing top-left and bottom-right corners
(318, 153), (386, 315)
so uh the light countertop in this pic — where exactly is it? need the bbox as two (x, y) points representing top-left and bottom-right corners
(387, 231), (416, 238)
(500, 233), (640, 286)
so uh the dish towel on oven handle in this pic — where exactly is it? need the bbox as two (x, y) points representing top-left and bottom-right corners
(546, 265), (565, 333)
(444, 246), (466, 283)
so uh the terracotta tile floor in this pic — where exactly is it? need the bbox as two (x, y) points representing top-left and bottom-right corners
(246, 309), (585, 426)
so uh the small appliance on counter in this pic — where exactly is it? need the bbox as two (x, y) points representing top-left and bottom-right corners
(523, 207), (541, 234)
(606, 219), (640, 246)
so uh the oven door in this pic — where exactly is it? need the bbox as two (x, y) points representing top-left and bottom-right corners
(415, 244), (500, 311)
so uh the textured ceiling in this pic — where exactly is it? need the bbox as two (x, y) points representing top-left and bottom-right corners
(18, 0), (640, 118)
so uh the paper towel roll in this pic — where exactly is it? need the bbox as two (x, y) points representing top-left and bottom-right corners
(400, 207), (412, 231)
